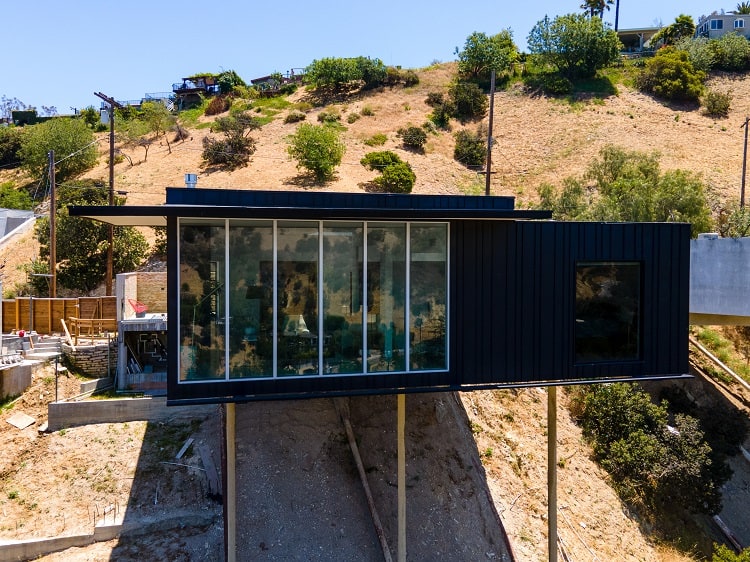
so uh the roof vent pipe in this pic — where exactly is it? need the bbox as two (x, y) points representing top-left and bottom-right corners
(185, 173), (198, 188)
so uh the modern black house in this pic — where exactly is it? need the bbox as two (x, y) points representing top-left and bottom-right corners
(70, 188), (690, 405)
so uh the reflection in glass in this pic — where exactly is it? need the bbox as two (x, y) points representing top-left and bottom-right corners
(367, 224), (406, 372)
(277, 222), (319, 376)
(410, 224), (447, 370)
(179, 221), (226, 381)
(575, 262), (641, 363)
(323, 223), (364, 374)
(228, 221), (273, 378)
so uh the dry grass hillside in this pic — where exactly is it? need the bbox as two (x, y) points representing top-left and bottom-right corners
(2, 63), (749, 561)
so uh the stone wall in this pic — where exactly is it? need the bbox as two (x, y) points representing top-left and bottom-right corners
(63, 341), (118, 378)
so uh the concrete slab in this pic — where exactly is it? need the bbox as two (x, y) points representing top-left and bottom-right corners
(6, 411), (35, 429)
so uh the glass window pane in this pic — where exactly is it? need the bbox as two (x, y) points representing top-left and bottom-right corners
(228, 221), (273, 379)
(410, 224), (447, 370)
(179, 220), (226, 381)
(575, 262), (641, 363)
(277, 222), (319, 376)
(367, 224), (406, 372)
(323, 223), (364, 374)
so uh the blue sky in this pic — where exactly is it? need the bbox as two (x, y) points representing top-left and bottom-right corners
(2, 1), (728, 113)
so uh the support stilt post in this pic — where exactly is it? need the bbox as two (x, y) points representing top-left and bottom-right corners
(226, 403), (236, 562)
(548, 386), (558, 562)
(397, 393), (406, 562)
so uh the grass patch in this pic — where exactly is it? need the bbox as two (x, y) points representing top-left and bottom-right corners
(177, 100), (209, 128)
(364, 133), (387, 147)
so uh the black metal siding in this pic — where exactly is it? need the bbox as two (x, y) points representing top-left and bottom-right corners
(168, 218), (690, 403)
(453, 221), (690, 385)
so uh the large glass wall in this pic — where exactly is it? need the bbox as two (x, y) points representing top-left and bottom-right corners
(323, 223), (364, 374)
(179, 220), (226, 381)
(277, 222), (319, 376)
(367, 224), (406, 372)
(178, 220), (447, 382)
(410, 224), (447, 370)
(227, 220), (273, 379)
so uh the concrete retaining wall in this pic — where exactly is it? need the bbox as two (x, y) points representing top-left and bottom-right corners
(0, 363), (31, 400)
(47, 397), (215, 431)
(691, 235), (750, 319)
(0, 512), (215, 562)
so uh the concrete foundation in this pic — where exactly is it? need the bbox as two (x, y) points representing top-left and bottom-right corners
(47, 397), (215, 432)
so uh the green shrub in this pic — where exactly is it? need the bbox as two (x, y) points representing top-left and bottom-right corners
(709, 32), (750, 72)
(375, 161), (416, 193)
(363, 133), (387, 147)
(0, 127), (23, 168)
(713, 544), (750, 562)
(398, 126), (427, 150)
(360, 151), (403, 170)
(202, 134), (255, 169)
(453, 129), (486, 168)
(703, 89), (732, 118)
(425, 92), (445, 107)
(317, 107), (341, 123)
(0, 181), (33, 210)
(636, 47), (705, 103)
(360, 105), (375, 116)
(361, 151), (414, 193)
(205, 96), (231, 116)
(402, 70), (419, 86)
(284, 111), (306, 124)
(346, 112), (361, 124)
(528, 73), (574, 96)
(675, 36), (714, 73)
(448, 82), (488, 120)
(287, 123), (345, 182)
(429, 103), (453, 129)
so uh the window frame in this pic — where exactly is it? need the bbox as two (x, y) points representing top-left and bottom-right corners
(177, 219), (450, 384)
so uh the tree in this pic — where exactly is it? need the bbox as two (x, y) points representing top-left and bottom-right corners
(140, 101), (174, 139)
(304, 56), (387, 91)
(0, 127), (23, 168)
(736, 2), (750, 14)
(217, 69), (247, 94)
(575, 383), (728, 516)
(0, 181), (33, 210)
(536, 145), (713, 236)
(0, 95), (27, 120)
(34, 180), (148, 294)
(201, 111), (260, 170)
(527, 14), (622, 78)
(455, 30), (519, 82)
(18, 118), (97, 183)
(651, 14), (696, 46)
(287, 123), (345, 182)
(580, 0), (613, 18)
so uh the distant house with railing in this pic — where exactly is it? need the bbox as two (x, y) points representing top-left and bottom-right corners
(696, 10), (750, 39)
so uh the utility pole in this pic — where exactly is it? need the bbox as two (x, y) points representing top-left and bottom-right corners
(742, 116), (749, 208)
(48, 150), (56, 298)
(614, 0), (620, 31)
(93, 92), (123, 295)
(485, 70), (496, 196)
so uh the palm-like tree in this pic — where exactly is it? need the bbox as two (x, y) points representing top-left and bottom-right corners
(737, 1), (750, 14)
(581, 0), (614, 18)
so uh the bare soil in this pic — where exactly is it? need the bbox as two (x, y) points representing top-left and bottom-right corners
(3, 64), (750, 561)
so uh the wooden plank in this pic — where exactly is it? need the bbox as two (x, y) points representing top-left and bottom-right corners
(176, 437), (194, 460)
(197, 442), (220, 497)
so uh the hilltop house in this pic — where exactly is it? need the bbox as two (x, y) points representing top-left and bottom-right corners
(696, 10), (750, 39)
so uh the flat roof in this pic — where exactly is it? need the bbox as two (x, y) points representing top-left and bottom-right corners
(69, 188), (552, 226)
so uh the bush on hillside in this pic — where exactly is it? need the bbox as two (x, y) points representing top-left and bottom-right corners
(287, 123), (345, 182)
(284, 111), (306, 124)
(636, 47), (705, 103)
(453, 128), (486, 168)
(205, 96), (231, 116)
(703, 89), (732, 118)
(375, 161), (415, 193)
(398, 125), (427, 150)
(0, 127), (23, 168)
(448, 82), (488, 120)
(709, 32), (750, 72)
(360, 151), (415, 193)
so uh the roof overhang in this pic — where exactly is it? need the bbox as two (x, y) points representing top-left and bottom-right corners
(69, 189), (552, 226)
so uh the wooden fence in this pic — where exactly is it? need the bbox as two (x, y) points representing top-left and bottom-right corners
(1, 296), (117, 335)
